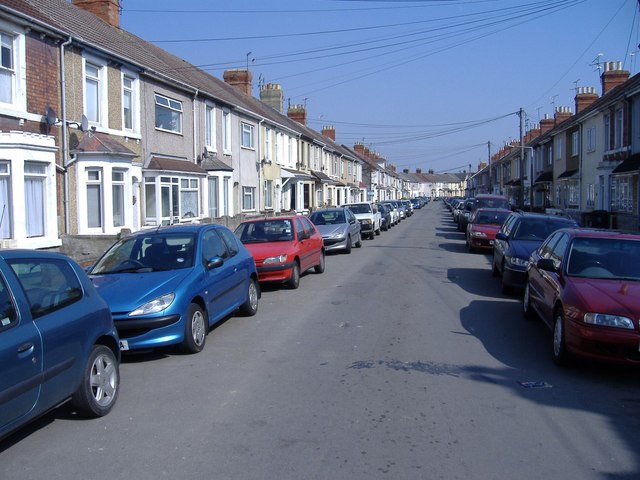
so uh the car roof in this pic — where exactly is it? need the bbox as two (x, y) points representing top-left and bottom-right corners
(241, 216), (299, 223)
(561, 227), (640, 240)
(0, 249), (76, 261)
(511, 211), (576, 221)
(124, 224), (224, 237)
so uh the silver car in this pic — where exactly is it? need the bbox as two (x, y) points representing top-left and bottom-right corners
(309, 208), (362, 253)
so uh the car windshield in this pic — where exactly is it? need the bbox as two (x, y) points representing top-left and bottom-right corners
(475, 211), (509, 225)
(566, 237), (640, 280)
(310, 211), (345, 225)
(235, 219), (294, 243)
(512, 218), (574, 241)
(345, 204), (371, 214)
(90, 233), (196, 274)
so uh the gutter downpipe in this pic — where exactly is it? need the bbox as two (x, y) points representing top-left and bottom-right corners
(60, 36), (72, 234)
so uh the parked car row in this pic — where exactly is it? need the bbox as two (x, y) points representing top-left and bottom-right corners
(2, 200), (425, 441)
(443, 197), (640, 367)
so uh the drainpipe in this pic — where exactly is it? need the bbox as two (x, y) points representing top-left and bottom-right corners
(192, 89), (198, 163)
(60, 36), (72, 234)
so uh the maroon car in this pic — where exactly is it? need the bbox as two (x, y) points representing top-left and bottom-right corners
(465, 208), (511, 253)
(524, 228), (640, 366)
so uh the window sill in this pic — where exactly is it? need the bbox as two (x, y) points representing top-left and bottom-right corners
(155, 127), (183, 135)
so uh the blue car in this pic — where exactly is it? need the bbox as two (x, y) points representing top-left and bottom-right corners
(89, 224), (259, 354)
(0, 250), (120, 441)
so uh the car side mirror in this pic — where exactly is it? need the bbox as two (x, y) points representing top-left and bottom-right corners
(495, 232), (508, 242)
(298, 231), (309, 241)
(537, 258), (558, 273)
(206, 256), (224, 270)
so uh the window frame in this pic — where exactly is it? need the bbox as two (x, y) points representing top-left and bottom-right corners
(121, 71), (139, 133)
(241, 122), (254, 149)
(242, 186), (256, 211)
(154, 93), (183, 134)
(205, 103), (216, 150)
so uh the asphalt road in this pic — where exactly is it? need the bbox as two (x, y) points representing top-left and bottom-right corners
(1, 203), (639, 479)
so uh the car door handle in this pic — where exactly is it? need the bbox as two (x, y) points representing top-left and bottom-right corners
(17, 342), (35, 354)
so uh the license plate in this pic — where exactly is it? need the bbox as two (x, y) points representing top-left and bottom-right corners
(119, 339), (129, 351)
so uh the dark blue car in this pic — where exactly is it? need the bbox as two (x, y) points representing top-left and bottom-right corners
(0, 250), (120, 441)
(492, 212), (578, 293)
(89, 224), (259, 354)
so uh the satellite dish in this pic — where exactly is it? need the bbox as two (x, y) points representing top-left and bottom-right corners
(45, 106), (57, 126)
(80, 114), (89, 132)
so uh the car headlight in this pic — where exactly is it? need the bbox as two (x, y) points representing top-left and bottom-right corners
(506, 256), (528, 267)
(471, 231), (487, 238)
(263, 254), (287, 264)
(130, 293), (175, 316)
(362, 219), (372, 225)
(583, 313), (635, 329)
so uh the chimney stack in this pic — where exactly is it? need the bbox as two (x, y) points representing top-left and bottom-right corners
(260, 83), (283, 113)
(321, 125), (336, 140)
(223, 69), (253, 96)
(554, 106), (572, 125)
(416, 168), (422, 174)
(601, 61), (630, 95)
(287, 104), (307, 126)
(73, 0), (120, 28)
(574, 86), (599, 114)
(539, 114), (554, 135)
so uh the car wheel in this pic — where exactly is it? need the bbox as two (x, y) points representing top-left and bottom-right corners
(345, 235), (352, 254)
(288, 261), (300, 289)
(552, 309), (570, 366)
(375, 226), (381, 235)
(355, 234), (362, 248)
(239, 278), (259, 316)
(180, 303), (207, 354)
(71, 345), (119, 417)
(523, 281), (536, 320)
(314, 251), (325, 274)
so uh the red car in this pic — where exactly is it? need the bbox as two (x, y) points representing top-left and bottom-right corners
(465, 208), (511, 253)
(234, 216), (325, 289)
(524, 228), (640, 366)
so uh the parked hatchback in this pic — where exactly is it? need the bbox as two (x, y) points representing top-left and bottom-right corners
(235, 216), (325, 289)
(492, 212), (578, 293)
(524, 228), (640, 365)
(309, 207), (363, 253)
(1, 250), (120, 441)
(89, 224), (259, 354)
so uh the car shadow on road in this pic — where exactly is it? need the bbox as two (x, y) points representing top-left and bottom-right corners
(458, 298), (640, 477)
(446, 266), (500, 297)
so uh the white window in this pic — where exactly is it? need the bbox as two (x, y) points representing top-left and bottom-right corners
(180, 178), (199, 218)
(87, 169), (103, 229)
(112, 170), (125, 227)
(264, 180), (273, 209)
(586, 183), (595, 207)
(275, 133), (281, 163)
(610, 175), (633, 213)
(222, 109), (231, 153)
(205, 104), (216, 148)
(546, 145), (553, 166)
(122, 74), (137, 132)
(25, 162), (47, 237)
(242, 186), (255, 210)
(604, 114), (611, 151)
(0, 161), (11, 238)
(155, 93), (182, 133)
(208, 176), (218, 218)
(223, 177), (230, 216)
(241, 123), (254, 149)
(587, 126), (596, 152)
(614, 108), (623, 149)
(555, 137), (563, 160)
(571, 131), (579, 156)
(85, 63), (102, 124)
(265, 127), (272, 161)
(0, 32), (15, 105)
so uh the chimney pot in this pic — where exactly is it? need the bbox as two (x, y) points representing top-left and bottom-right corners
(73, 0), (120, 28)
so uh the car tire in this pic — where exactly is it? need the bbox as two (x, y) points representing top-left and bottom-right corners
(239, 278), (259, 316)
(375, 226), (381, 235)
(71, 345), (119, 417)
(345, 236), (352, 254)
(180, 303), (207, 354)
(314, 251), (325, 274)
(491, 255), (500, 277)
(288, 261), (300, 289)
(552, 309), (570, 366)
(355, 235), (362, 248)
(523, 281), (536, 320)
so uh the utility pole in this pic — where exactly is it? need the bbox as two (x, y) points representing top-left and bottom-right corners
(487, 141), (492, 194)
(519, 108), (525, 210)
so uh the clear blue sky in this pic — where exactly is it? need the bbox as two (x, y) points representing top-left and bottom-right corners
(120, 0), (638, 174)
